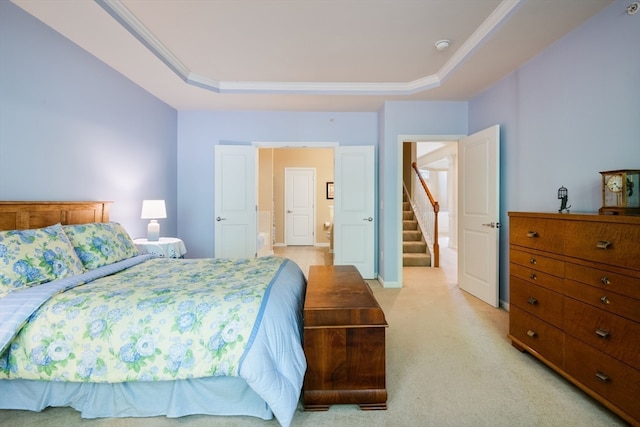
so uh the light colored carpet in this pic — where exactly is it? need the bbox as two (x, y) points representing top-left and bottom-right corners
(0, 245), (627, 427)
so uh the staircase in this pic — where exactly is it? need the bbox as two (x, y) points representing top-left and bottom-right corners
(403, 194), (431, 267)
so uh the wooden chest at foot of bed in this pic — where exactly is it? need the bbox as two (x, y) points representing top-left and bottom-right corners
(303, 265), (388, 411)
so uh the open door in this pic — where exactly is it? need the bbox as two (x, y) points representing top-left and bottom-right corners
(457, 125), (500, 307)
(214, 145), (257, 258)
(334, 146), (375, 279)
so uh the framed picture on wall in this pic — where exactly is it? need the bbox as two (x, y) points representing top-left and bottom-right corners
(326, 182), (334, 199)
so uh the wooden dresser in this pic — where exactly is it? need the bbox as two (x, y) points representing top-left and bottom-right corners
(508, 212), (640, 426)
(303, 265), (388, 411)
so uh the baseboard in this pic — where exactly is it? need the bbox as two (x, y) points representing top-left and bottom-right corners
(273, 242), (330, 248)
(377, 274), (401, 289)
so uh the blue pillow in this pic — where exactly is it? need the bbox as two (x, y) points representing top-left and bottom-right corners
(0, 223), (84, 298)
(63, 222), (139, 270)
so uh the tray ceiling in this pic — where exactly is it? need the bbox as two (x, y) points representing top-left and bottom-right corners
(12, 0), (613, 111)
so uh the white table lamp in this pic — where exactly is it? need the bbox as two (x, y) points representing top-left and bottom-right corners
(141, 200), (166, 241)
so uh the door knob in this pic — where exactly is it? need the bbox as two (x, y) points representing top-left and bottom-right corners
(363, 217), (373, 222)
(216, 216), (227, 221)
(287, 210), (293, 213)
(482, 222), (496, 228)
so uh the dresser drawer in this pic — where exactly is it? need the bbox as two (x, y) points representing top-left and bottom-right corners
(510, 248), (565, 278)
(564, 221), (640, 271)
(508, 212), (640, 425)
(565, 279), (640, 324)
(511, 276), (563, 326)
(564, 298), (640, 368)
(510, 217), (564, 254)
(565, 263), (640, 300)
(510, 305), (563, 368)
(565, 335), (640, 422)
(511, 263), (564, 293)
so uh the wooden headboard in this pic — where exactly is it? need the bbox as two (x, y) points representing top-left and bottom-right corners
(0, 201), (112, 231)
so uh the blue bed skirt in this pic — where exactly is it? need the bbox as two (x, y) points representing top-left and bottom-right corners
(0, 376), (273, 420)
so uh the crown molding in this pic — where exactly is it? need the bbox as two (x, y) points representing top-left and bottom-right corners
(187, 73), (442, 95)
(96, 0), (523, 96)
(437, 0), (523, 82)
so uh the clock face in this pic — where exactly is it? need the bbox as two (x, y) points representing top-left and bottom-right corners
(600, 170), (640, 213)
(606, 175), (623, 193)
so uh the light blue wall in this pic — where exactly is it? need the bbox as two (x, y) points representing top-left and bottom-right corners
(378, 101), (468, 286)
(3, 0), (637, 305)
(176, 111), (378, 258)
(0, 2), (178, 237)
(469, 0), (640, 303)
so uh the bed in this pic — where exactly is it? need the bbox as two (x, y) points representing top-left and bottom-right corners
(0, 201), (307, 427)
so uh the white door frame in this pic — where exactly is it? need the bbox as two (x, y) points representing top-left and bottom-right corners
(397, 135), (465, 287)
(254, 142), (339, 149)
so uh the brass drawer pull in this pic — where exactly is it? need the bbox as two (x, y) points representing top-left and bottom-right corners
(596, 240), (611, 250)
(600, 296), (610, 305)
(595, 371), (610, 383)
(527, 231), (538, 238)
(530, 273), (537, 280)
(526, 330), (537, 338)
(527, 297), (538, 305)
(600, 276), (610, 286)
(529, 258), (536, 265)
(595, 328), (610, 339)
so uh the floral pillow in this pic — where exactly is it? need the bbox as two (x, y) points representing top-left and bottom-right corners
(63, 222), (139, 270)
(0, 223), (85, 298)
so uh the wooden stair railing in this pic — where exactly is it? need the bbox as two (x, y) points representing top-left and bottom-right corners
(411, 162), (439, 267)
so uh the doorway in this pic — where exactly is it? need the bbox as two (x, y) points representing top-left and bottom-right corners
(402, 139), (459, 272)
(253, 143), (376, 279)
(257, 146), (335, 262)
(398, 126), (501, 308)
(214, 143), (375, 277)
(257, 149), (334, 277)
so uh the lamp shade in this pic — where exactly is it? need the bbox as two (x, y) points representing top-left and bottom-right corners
(141, 200), (167, 219)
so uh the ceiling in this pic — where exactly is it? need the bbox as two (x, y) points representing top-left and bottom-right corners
(12, 0), (613, 112)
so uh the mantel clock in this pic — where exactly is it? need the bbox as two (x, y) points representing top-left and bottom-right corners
(599, 169), (640, 215)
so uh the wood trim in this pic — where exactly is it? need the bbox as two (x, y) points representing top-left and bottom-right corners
(0, 201), (112, 231)
(411, 161), (439, 267)
(508, 211), (640, 224)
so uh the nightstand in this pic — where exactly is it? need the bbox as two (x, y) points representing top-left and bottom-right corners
(133, 237), (187, 258)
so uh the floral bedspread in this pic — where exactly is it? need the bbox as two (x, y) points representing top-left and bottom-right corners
(0, 256), (287, 383)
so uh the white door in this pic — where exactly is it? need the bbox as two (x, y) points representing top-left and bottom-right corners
(458, 125), (500, 307)
(334, 146), (376, 279)
(285, 168), (315, 245)
(214, 145), (257, 258)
